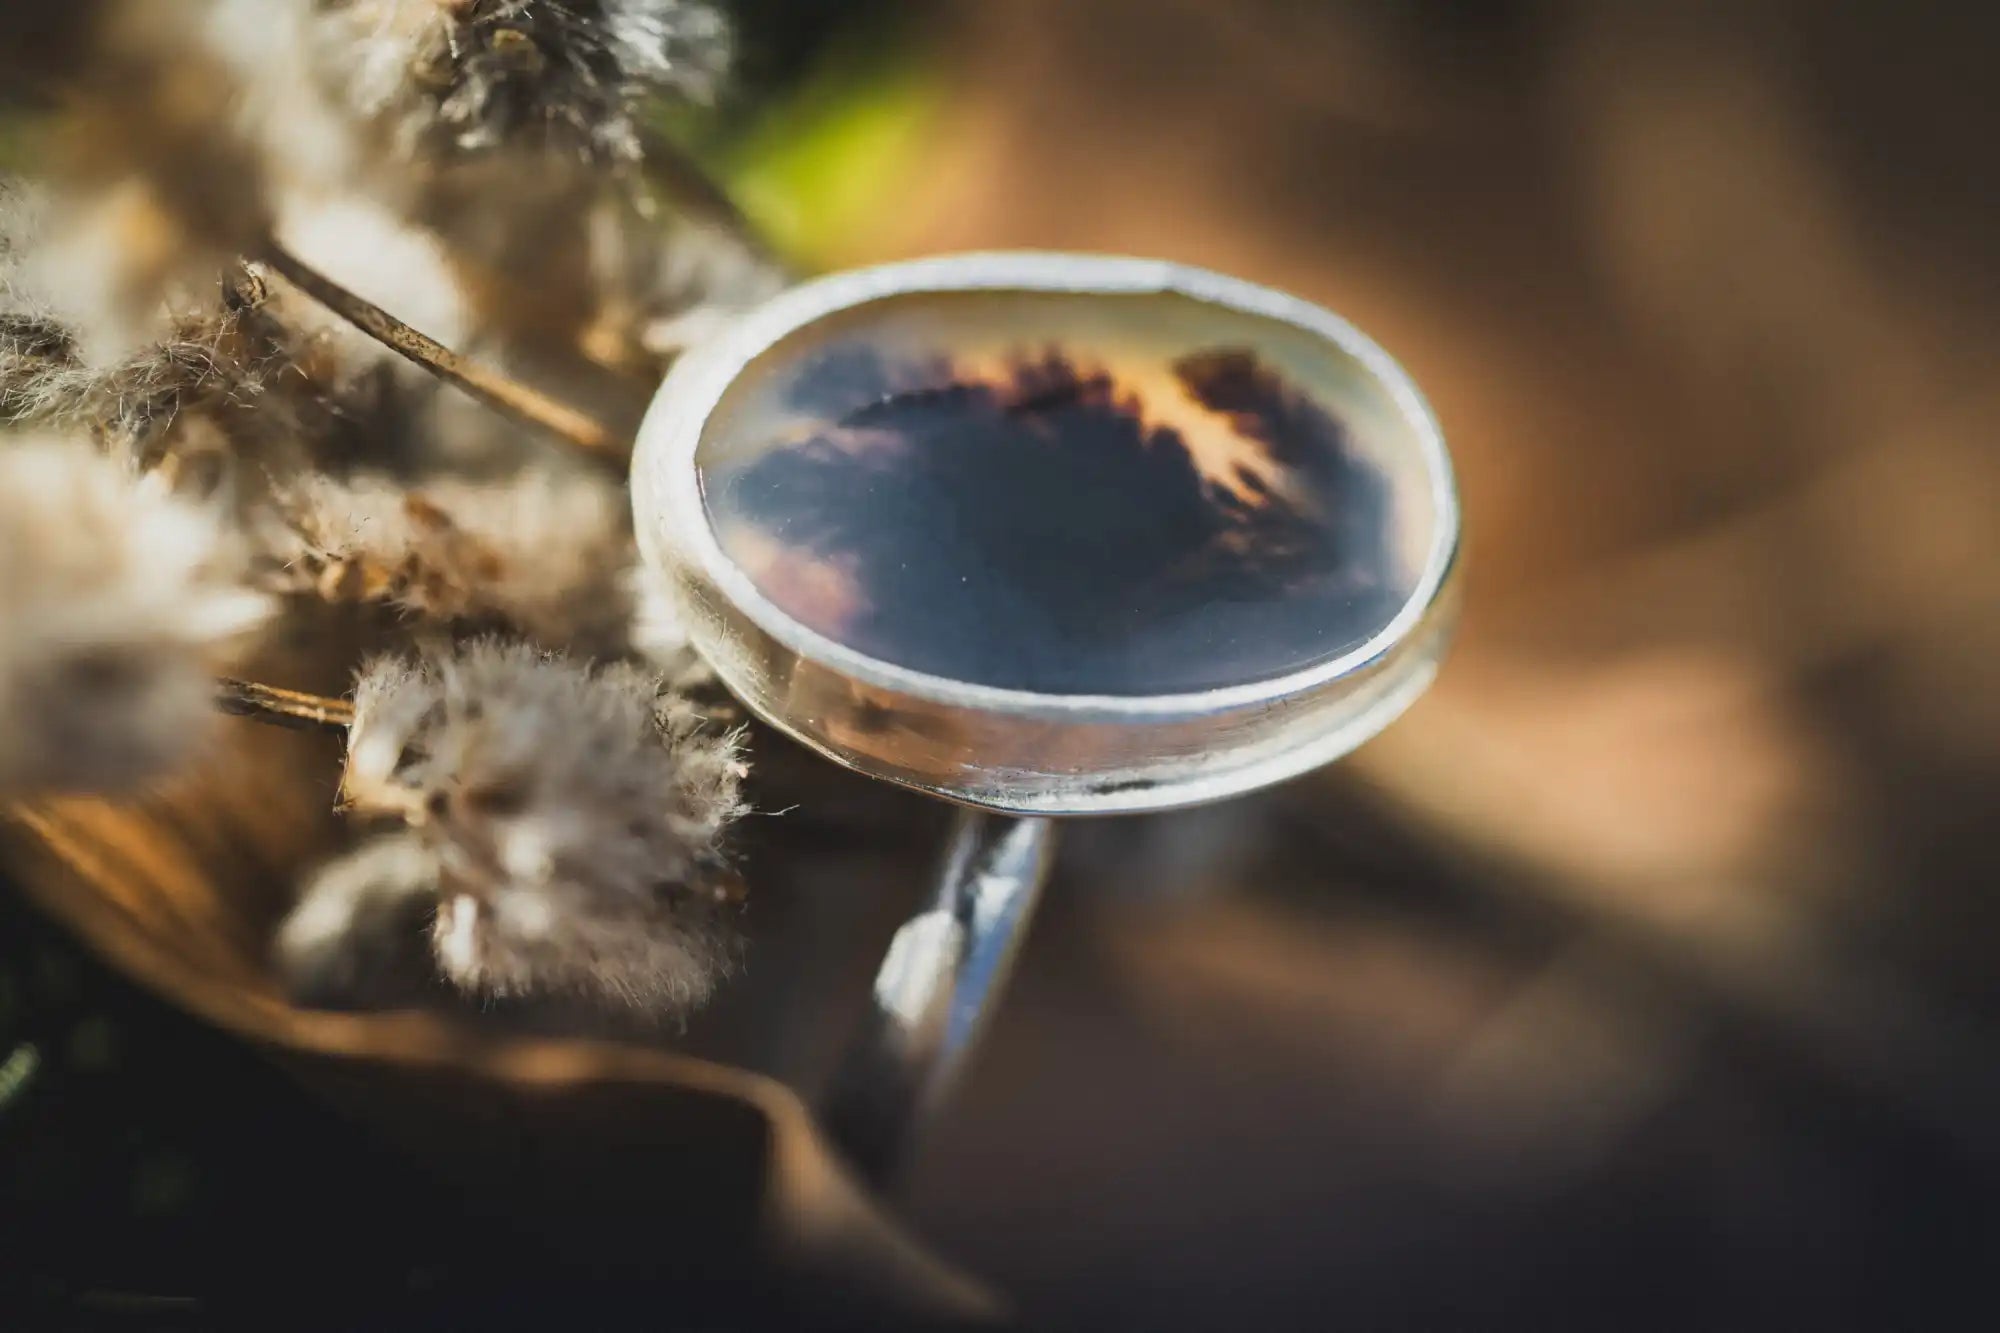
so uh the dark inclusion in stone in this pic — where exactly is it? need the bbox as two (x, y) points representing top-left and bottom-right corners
(702, 334), (1410, 695)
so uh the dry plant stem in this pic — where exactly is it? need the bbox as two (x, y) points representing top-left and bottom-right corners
(252, 242), (623, 462)
(214, 677), (354, 735)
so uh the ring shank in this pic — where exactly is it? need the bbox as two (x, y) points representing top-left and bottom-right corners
(820, 810), (1056, 1185)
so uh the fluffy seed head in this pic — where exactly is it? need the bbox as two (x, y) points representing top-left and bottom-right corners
(0, 433), (270, 793)
(4, 185), (366, 488)
(1, 181), (237, 425)
(263, 468), (634, 649)
(20, 3), (288, 361)
(317, 0), (731, 167)
(341, 639), (746, 1014)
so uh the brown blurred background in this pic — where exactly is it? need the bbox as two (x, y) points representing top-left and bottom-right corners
(827, 0), (2000, 1327)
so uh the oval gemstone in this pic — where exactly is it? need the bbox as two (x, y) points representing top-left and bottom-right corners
(696, 288), (1437, 696)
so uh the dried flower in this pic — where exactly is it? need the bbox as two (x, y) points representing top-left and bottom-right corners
(315, 0), (731, 168)
(0, 254), (339, 494)
(5, 0), (765, 1028)
(274, 834), (444, 1008)
(339, 639), (746, 1014)
(262, 468), (634, 649)
(3, 181), (511, 492)
(1, 182), (238, 425)
(0, 433), (270, 793)
(21, 4), (291, 360)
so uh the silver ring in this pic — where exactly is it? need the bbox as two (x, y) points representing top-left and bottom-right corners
(632, 252), (1459, 1182)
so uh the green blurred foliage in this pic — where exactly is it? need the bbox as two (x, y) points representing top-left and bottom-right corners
(718, 40), (939, 268)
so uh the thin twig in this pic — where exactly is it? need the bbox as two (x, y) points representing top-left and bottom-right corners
(252, 242), (623, 462)
(214, 677), (354, 735)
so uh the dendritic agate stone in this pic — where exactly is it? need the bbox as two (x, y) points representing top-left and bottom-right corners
(696, 289), (1438, 696)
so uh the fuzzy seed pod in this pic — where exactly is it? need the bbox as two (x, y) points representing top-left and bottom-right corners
(262, 468), (635, 650)
(339, 639), (746, 1015)
(0, 433), (270, 793)
(314, 0), (731, 168)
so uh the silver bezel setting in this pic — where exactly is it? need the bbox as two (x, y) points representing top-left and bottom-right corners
(633, 252), (1460, 815)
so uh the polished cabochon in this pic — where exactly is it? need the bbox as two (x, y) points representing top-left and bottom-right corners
(633, 253), (1459, 814)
